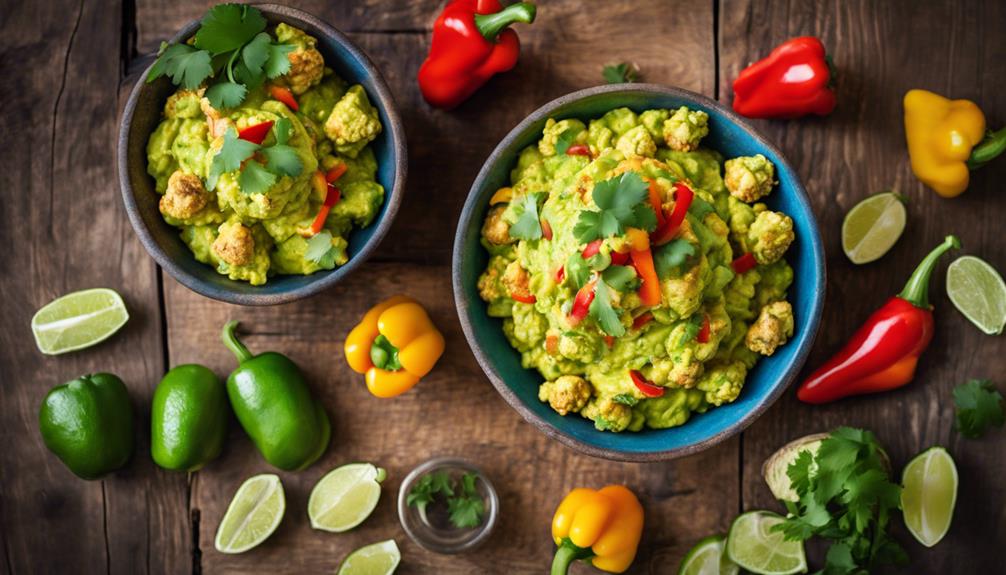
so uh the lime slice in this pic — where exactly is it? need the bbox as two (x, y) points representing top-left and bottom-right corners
(726, 511), (806, 575)
(31, 288), (129, 355)
(308, 463), (386, 532)
(901, 446), (958, 547)
(214, 474), (285, 554)
(679, 534), (739, 575)
(946, 255), (1006, 335)
(841, 192), (907, 264)
(337, 539), (401, 575)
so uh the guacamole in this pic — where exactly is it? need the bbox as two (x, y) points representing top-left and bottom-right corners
(477, 107), (796, 432)
(146, 23), (384, 285)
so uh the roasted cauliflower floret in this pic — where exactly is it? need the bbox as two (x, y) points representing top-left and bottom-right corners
(200, 97), (231, 139)
(538, 118), (586, 156)
(274, 23), (324, 95)
(663, 106), (709, 151)
(324, 85), (382, 158)
(481, 205), (513, 245)
(582, 396), (633, 432)
(748, 210), (795, 264)
(477, 255), (508, 302)
(502, 261), (532, 301)
(538, 375), (593, 416)
(725, 154), (776, 203)
(616, 125), (657, 158)
(212, 221), (256, 266)
(696, 361), (747, 406)
(159, 171), (209, 220)
(746, 301), (794, 356)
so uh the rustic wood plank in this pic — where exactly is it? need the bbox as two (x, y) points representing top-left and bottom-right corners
(0, 0), (191, 573)
(720, 0), (1006, 572)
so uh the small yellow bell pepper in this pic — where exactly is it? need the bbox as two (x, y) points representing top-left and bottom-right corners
(904, 89), (1006, 197)
(345, 296), (445, 398)
(550, 485), (644, 575)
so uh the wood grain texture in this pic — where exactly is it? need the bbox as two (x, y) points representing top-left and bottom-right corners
(719, 0), (1006, 572)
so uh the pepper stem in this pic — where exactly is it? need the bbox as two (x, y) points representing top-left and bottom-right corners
(222, 321), (254, 364)
(550, 541), (593, 575)
(967, 127), (1006, 170)
(897, 235), (961, 308)
(474, 2), (537, 42)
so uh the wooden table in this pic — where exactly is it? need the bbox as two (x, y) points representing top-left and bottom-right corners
(2, 1), (1003, 573)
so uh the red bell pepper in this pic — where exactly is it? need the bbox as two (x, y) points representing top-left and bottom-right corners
(568, 277), (598, 326)
(732, 36), (836, 119)
(325, 163), (347, 183)
(645, 178), (667, 228)
(631, 312), (653, 330)
(630, 370), (665, 398)
(554, 266), (565, 284)
(268, 85), (299, 111)
(238, 120), (274, 145)
(581, 239), (603, 259)
(610, 250), (630, 266)
(565, 144), (591, 157)
(417, 0), (537, 110)
(309, 183), (342, 235)
(511, 292), (536, 304)
(797, 235), (960, 404)
(652, 183), (694, 245)
(731, 253), (757, 274)
(696, 314), (711, 344)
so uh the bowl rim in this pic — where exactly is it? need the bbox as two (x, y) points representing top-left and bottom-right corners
(452, 83), (826, 462)
(117, 3), (407, 306)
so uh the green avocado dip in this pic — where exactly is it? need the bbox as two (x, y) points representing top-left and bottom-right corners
(477, 107), (797, 432)
(146, 23), (384, 285)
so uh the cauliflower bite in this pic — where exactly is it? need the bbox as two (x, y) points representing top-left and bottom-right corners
(502, 260), (533, 301)
(746, 301), (794, 356)
(582, 395), (633, 432)
(616, 125), (657, 158)
(663, 106), (709, 151)
(481, 205), (513, 245)
(274, 23), (324, 95)
(200, 97), (231, 139)
(538, 375), (593, 415)
(696, 361), (747, 406)
(724, 154), (776, 203)
(212, 221), (256, 267)
(748, 210), (795, 264)
(538, 118), (586, 156)
(324, 85), (382, 158)
(160, 171), (209, 220)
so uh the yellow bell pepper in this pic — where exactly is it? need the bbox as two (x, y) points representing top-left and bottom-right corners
(904, 89), (1006, 197)
(344, 296), (445, 398)
(550, 485), (644, 575)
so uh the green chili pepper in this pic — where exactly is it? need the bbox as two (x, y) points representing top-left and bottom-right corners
(222, 321), (331, 471)
(38, 373), (135, 479)
(151, 364), (229, 472)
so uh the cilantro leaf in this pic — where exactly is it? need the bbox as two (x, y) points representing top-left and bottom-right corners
(509, 192), (545, 240)
(406, 471), (455, 515)
(262, 145), (302, 177)
(194, 3), (267, 54)
(241, 32), (272, 76)
(555, 128), (577, 156)
(238, 161), (277, 195)
(149, 43), (213, 89)
(601, 265), (637, 291)
(305, 231), (335, 264)
(954, 379), (1004, 438)
(447, 473), (486, 529)
(573, 172), (654, 243)
(653, 239), (696, 279)
(207, 127), (258, 190)
(674, 314), (704, 347)
(565, 252), (591, 289)
(205, 81), (247, 110)
(602, 62), (638, 84)
(589, 281), (625, 337)
(264, 42), (295, 79)
(822, 542), (858, 575)
(612, 393), (638, 407)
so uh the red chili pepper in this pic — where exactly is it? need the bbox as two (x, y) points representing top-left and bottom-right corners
(731, 253), (757, 274)
(309, 183), (342, 235)
(732, 36), (837, 119)
(326, 163), (347, 183)
(581, 239), (603, 259)
(651, 183), (694, 245)
(237, 120), (274, 145)
(268, 85), (299, 111)
(565, 144), (591, 157)
(797, 236), (960, 404)
(631, 312), (653, 330)
(511, 293), (536, 304)
(554, 266), (565, 283)
(541, 217), (553, 241)
(630, 370), (665, 398)
(696, 314), (711, 343)
(568, 277), (598, 326)
(417, 1), (537, 109)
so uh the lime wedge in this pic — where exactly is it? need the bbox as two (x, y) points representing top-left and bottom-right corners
(841, 192), (907, 264)
(31, 288), (129, 355)
(679, 534), (740, 575)
(726, 511), (806, 575)
(337, 539), (401, 575)
(308, 463), (386, 532)
(946, 255), (1006, 335)
(901, 446), (958, 547)
(214, 474), (285, 554)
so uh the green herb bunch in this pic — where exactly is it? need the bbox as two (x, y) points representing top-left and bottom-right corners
(407, 471), (486, 529)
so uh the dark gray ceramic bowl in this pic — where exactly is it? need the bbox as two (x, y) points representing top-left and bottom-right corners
(453, 84), (826, 461)
(118, 4), (405, 305)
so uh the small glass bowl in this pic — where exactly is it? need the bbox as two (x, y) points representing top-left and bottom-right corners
(397, 457), (499, 554)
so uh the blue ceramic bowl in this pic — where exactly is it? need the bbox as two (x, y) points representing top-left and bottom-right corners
(118, 4), (406, 305)
(453, 84), (825, 461)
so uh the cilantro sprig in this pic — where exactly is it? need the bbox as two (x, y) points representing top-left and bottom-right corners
(653, 239), (695, 279)
(208, 118), (303, 194)
(602, 62), (640, 84)
(573, 172), (657, 243)
(406, 471), (486, 530)
(148, 4), (294, 109)
(305, 231), (339, 267)
(509, 192), (546, 240)
(953, 379), (1004, 438)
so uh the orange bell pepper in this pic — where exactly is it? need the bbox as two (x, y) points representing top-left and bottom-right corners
(345, 296), (445, 398)
(626, 229), (661, 307)
(551, 485), (644, 574)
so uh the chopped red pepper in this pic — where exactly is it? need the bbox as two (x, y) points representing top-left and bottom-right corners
(309, 183), (342, 235)
(568, 277), (598, 326)
(604, 335), (615, 348)
(627, 229), (661, 307)
(696, 314), (711, 344)
(325, 163), (347, 183)
(610, 251), (630, 266)
(269, 85), (299, 111)
(645, 178), (667, 227)
(631, 312), (653, 330)
(581, 239), (603, 259)
(541, 218), (553, 241)
(417, 0), (537, 109)
(554, 266), (565, 283)
(629, 370), (665, 398)
(732, 36), (836, 119)
(511, 292), (536, 304)
(731, 253), (757, 274)
(651, 183), (694, 245)
(565, 144), (591, 157)
(237, 120), (274, 145)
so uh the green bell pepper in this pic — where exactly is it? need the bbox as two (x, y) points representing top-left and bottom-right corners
(38, 373), (135, 479)
(151, 364), (229, 472)
(222, 321), (331, 471)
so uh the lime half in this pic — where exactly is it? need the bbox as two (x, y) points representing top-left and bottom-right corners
(308, 463), (386, 532)
(215, 474), (286, 554)
(679, 534), (739, 575)
(946, 255), (1006, 335)
(901, 446), (958, 547)
(31, 288), (129, 355)
(841, 192), (907, 264)
(337, 539), (401, 575)
(726, 511), (806, 575)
